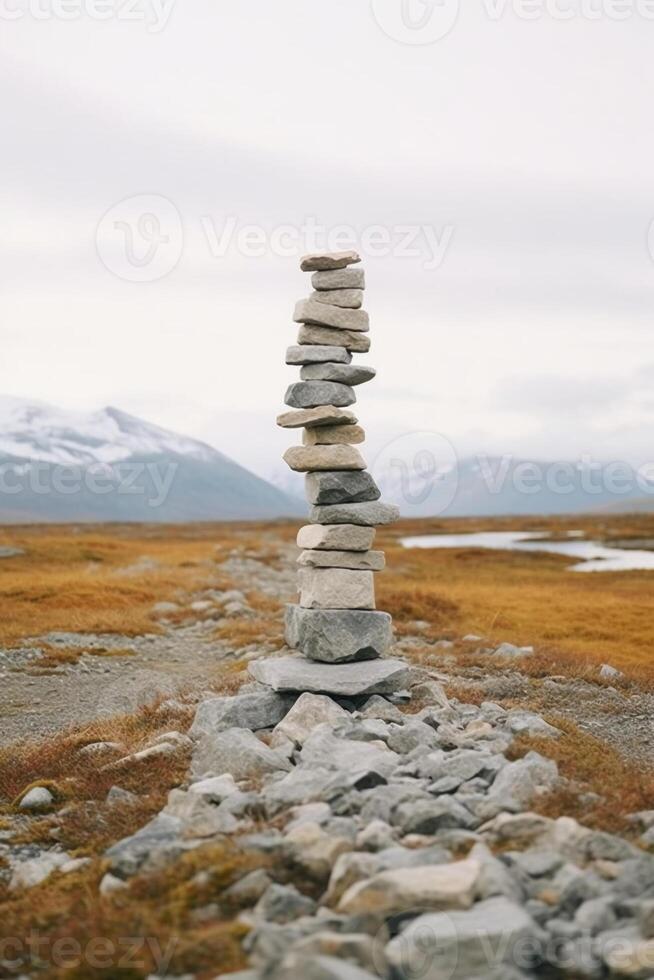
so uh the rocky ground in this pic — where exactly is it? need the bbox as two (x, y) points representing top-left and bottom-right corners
(2, 540), (654, 978)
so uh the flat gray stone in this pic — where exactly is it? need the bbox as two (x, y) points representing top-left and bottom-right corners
(312, 268), (365, 290)
(386, 896), (540, 980)
(310, 501), (400, 526)
(303, 424), (366, 446)
(300, 363), (376, 386)
(294, 298), (369, 332)
(300, 250), (361, 272)
(298, 324), (371, 353)
(189, 692), (293, 737)
(277, 406), (357, 429)
(299, 567), (375, 610)
(297, 550), (385, 571)
(284, 445), (366, 473)
(273, 692), (350, 746)
(248, 655), (414, 697)
(297, 524), (375, 552)
(285, 605), (392, 663)
(286, 345), (351, 365)
(486, 751), (559, 813)
(305, 470), (380, 506)
(310, 288), (363, 309)
(191, 727), (292, 780)
(285, 381), (356, 409)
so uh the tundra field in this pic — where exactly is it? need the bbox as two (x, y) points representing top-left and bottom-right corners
(1, 515), (653, 978)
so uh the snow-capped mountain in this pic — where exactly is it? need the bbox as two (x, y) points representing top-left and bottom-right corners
(0, 397), (302, 523)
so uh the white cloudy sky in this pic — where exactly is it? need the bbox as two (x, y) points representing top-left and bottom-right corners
(3, 0), (654, 483)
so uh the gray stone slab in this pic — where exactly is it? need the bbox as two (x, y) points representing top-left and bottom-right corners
(300, 363), (376, 386)
(285, 605), (392, 663)
(300, 250), (361, 272)
(305, 470), (380, 506)
(297, 550), (385, 571)
(277, 406), (357, 429)
(286, 345), (352, 365)
(298, 324), (371, 353)
(294, 298), (369, 332)
(297, 524), (375, 552)
(312, 268), (365, 290)
(248, 655), (414, 696)
(310, 288), (363, 309)
(285, 381), (356, 409)
(303, 424), (365, 446)
(284, 446), (366, 473)
(310, 501), (400, 526)
(298, 567), (375, 610)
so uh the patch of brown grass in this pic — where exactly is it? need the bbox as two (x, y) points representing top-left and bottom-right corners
(507, 716), (654, 834)
(0, 842), (258, 978)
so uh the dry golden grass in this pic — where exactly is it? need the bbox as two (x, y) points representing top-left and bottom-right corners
(0, 521), (296, 648)
(0, 845), (256, 978)
(507, 716), (654, 835)
(377, 512), (654, 677)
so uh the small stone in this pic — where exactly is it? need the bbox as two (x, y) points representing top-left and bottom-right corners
(310, 501), (399, 526)
(359, 695), (404, 722)
(106, 785), (139, 806)
(277, 406), (357, 429)
(285, 605), (391, 663)
(273, 692), (350, 746)
(506, 709), (560, 738)
(599, 663), (623, 680)
(10, 851), (70, 890)
(298, 324), (371, 353)
(297, 524), (375, 552)
(284, 822), (353, 880)
(189, 692), (292, 736)
(357, 820), (396, 852)
(99, 872), (128, 896)
(337, 859), (481, 916)
(190, 727), (292, 780)
(248, 655), (414, 697)
(254, 883), (317, 924)
(18, 786), (55, 811)
(284, 446), (365, 473)
(286, 345), (352, 365)
(310, 288), (363, 308)
(298, 568), (375, 610)
(485, 751), (559, 814)
(297, 550), (385, 571)
(493, 642), (534, 659)
(305, 470), (380, 506)
(188, 774), (239, 803)
(386, 897), (540, 980)
(294, 298), (369, 332)
(285, 381), (356, 409)
(303, 424), (365, 446)
(300, 362), (376, 386)
(300, 727), (398, 776)
(224, 868), (272, 906)
(300, 250), (361, 272)
(312, 267), (365, 290)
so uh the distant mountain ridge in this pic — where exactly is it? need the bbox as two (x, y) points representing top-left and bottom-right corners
(0, 397), (302, 523)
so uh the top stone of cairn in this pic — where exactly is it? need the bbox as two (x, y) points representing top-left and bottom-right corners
(300, 250), (361, 272)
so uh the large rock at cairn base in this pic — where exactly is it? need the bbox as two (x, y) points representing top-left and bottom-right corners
(299, 567), (375, 610)
(285, 605), (392, 663)
(248, 655), (414, 697)
(310, 501), (400, 526)
(305, 470), (380, 506)
(297, 523), (375, 552)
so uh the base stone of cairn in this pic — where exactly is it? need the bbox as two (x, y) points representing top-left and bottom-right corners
(248, 248), (405, 694)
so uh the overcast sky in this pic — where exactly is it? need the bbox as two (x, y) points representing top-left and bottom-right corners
(3, 0), (654, 483)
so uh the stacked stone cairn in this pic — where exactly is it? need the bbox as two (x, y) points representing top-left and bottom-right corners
(267, 249), (404, 692)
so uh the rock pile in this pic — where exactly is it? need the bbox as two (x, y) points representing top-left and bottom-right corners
(275, 250), (400, 690)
